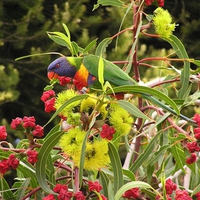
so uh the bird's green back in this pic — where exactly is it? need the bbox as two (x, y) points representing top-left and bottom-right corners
(82, 55), (137, 86)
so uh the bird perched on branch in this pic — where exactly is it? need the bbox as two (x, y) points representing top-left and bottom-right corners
(47, 54), (195, 124)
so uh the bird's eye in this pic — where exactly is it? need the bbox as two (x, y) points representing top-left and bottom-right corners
(56, 63), (60, 68)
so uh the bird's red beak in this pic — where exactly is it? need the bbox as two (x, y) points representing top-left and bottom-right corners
(47, 71), (59, 80)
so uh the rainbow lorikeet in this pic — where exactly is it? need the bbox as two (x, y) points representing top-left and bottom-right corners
(47, 54), (195, 124)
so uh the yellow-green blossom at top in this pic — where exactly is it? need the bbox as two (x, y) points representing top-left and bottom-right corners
(153, 7), (175, 39)
(80, 94), (108, 119)
(73, 139), (110, 171)
(54, 89), (81, 117)
(108, 103), (133, 136)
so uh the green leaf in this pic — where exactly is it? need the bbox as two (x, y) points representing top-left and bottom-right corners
(107, 85), (180, 115)
(115, 2), (133, 51)
(47, 31), (71, 48)
(108, 142), (124, 193)
(122, 169), (135, 181)
(17, 178), (31, 200)
(93, 0), (123, 10)
(115, 181), (155, 200)
(17, 160), (38, 188)
(71, 41), (79, 56)
(165, 35), (190, 99)
(192, 183), (200, 196)
(124, 20), (142, 74)
(36, 130), (64, 194)
(44, 94), (89, 127)
(191, 59), (200, 67)
(99, 171), (109, 198)
(62, 23), (71, 40)
(129, 131), (161, 172)
(170, 143), (185, 172)
(0, 178), (14, 199)
(83, 38), (98, 53)
(47, 31), (74, 55)
(98, 56), (104, 87)
(118, 100), (150, 120)
(79, 129), (91, 185)
(95, 37), (113, 56)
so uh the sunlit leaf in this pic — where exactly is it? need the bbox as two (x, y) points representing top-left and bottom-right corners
(108, 142), (124, 193)
(115, 181), (155, 200)
(62, 23), (71, 40)
(118, 100), (150, 120)
(98, 56), (104, 87)
(36, 130), (64, 194)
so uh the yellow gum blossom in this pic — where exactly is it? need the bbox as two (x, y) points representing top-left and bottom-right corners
(108, 103), (133, 136)
(54, 89), (80, 117)
(153, 7), (175, 39)
(80, 94), (108, 119)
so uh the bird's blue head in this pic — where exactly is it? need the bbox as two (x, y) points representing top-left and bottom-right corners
(47, 57), (77, 80)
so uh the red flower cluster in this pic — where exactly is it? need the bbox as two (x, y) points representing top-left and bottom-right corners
(42, 194), (55, 200)
(165, 179), (177, 195)
(0, 154), (19, 175)
(174, 189), (192, 200)
(43, 186), (86, 200)
(27, 150), (38, 164)
(186, 153), (197, 165)
(73, 79), (86, 91)
(184, 113), (200, 165)
(88, 181), (103, 192)
(41, 90), (56, 113)
(58, 76), (71, 86)
(144, 0), (164, 7)
(73, 191), (86, 200)
(195, 192), (200, 199)
(122, 188), (140, 199)
(100, 124), (116, 140)
(11, 116), (44, 138)
(42, 182), (106, 200)
(54, 184), (73, 200)
(0, 126), (7, 140)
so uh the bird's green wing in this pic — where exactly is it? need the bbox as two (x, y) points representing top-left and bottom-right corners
(82, 55), (137, 86)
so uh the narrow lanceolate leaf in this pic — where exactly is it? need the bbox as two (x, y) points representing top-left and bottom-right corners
(17, 178), (31, 200)
(36, 130), (64, 194)
(107, 85), (180, 115)
(98, 56), (104, 87)
(93, 0), (123, 10)
(170, 143), (185, 172)
(129, 131), (161, 172)
(62, 23), (71, 40)
(165, 35), (190, 99)
(83, 38), (98, 53)
(115, 181), (154, 200)
(71, 41), (79, 56)
(0, 178), (14, 199)
(47, 31), (71, 48)
(99, 171), (110, 198)
(79, 129), (91, 185)
(95, 37), (113, 56)
(118, 100), (150, 120)
(108, 142), (124, 193)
